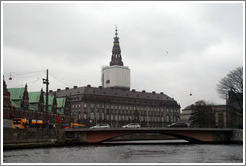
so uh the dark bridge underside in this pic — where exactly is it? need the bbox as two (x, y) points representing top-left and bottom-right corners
(65, 128), (233, 144)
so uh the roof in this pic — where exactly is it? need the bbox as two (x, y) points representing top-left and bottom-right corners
(29, 91), (41, 103)
(183, 104), (195, 110)
(54, 85), (180, 108)
(7, 88), (66, 109)
(57, 98), (66, 108)
(8, 88), (25, 100)
(44, 95), (54, 105)
(43, 95), (66, 107)
(55, 86), (175, 101)
(11, 100), (21, 108)
(29, 103), (38, 111)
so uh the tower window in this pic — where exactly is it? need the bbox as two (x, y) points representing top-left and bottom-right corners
(106, 80), (110, 84)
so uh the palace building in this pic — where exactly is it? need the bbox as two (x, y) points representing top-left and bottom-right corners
(54, 28), (181, 127)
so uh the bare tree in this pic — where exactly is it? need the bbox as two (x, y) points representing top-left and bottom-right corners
(217, 66), (243, 99)
(189, 100), (216, 128)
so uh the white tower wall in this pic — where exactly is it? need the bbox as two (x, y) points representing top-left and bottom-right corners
(102, 66), (130, 90)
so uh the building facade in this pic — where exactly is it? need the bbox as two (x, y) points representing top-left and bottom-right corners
(180, 94), (243, 129)
(3, 78), (72, 127)
(55, 85), (180, 128)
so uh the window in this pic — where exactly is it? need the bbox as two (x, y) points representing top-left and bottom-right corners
(102, 113), (104, 120)
(96, 112), (99, 120)
(218, 113), (224, 127)
(84, 104), (87, 108)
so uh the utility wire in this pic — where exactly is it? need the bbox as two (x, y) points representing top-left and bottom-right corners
(5, 70), (45, 76)
(49, 71), (70, 87)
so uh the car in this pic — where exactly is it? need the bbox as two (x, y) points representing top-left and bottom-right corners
(90, 123), (110, 129)
(122, 123), (141, 128)
(167, 122), (188, 128)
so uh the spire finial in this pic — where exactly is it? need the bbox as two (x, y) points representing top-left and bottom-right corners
(110, 26), (123, 66)
(115, 24), (118, 37)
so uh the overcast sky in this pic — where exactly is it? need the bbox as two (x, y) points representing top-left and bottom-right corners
(2, 1), (244, 110)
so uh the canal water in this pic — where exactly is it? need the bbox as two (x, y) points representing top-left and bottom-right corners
(3, 140), (244, 164)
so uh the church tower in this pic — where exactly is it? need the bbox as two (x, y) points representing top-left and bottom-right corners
(101, 27), (131, 90)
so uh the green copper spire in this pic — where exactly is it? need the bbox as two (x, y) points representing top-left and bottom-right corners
(110, 26), (123, 66)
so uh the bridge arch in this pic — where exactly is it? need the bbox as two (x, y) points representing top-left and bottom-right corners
(65, 128), (233, 144)
(94, 132), (202, 143)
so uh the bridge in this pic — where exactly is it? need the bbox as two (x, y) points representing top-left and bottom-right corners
(64, 128), (240, 144)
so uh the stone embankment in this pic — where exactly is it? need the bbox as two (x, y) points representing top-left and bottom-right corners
(3, 128), (66, 149)
(230, 129), (243, 143)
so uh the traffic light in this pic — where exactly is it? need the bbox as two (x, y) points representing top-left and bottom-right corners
(11, 114), (14, 119)
(61, 117), (64, 121)
(57, 116), (60, 123)
(13, 105), (15, 110)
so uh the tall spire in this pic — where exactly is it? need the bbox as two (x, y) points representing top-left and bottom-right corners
(110, 26), (124, 66)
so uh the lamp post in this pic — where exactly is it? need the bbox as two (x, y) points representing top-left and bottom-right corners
(43, 69), (49, 129)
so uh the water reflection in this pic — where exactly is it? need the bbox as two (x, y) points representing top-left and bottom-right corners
(103, 139), (189, 145)
(3, 140), (243, 163)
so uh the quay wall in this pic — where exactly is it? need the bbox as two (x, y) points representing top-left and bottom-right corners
(231, 129), (243, 143)
(3, 128), (66, 149)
